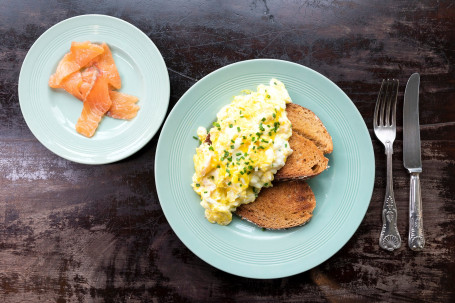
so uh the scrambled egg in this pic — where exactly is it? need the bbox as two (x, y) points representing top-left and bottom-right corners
(191, 79), (293, 225)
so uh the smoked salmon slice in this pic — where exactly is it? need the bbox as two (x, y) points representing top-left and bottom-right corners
(107, 91), (140, 119)
(48, 53), (80, 88)
(75, 76), (112, 138)
(70, 41), (104, 68)
(58, 67), (98, 100)
(49, 42), (104, 88)
(58, 70), (84, 99)
(91, 43), (122, 90)
(79, 67), (99, 99)
(49, 41), (140, 137)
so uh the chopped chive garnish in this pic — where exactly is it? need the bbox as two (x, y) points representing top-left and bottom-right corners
(193, 136), (198, 140)
(285, 144), (288, 148)
(227, 157), (232, 161)
(258, 146), (265, 149)
(237, 127), (241, 132)
(196, 184), (200, 187)
(228, 182), (232, 185)
(262, 117), (266, 122)
(229, 124), (233, 128)
(211, 176), (214, 179)
(209, 146), (214, 151)
(261, 139), (269, 143)
(242, 136), (246, 139)
(217, 164), (221, 168)
(273, 113), (276, 118)
(244, 152), (248, 156)
(266, 94), (270, 98)
(230, 145), (235, 149)
(264, 183), (269, 186)
(236, 152), (242, 156)
(240, 171), (244, 175)
(231, 139), (235, 143)
(269, 132), (272, 136)
(248, 165), (253, 170)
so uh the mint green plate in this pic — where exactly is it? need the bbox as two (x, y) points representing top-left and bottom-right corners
(155, 59), (374, 279)
(18, 15), (169, 164)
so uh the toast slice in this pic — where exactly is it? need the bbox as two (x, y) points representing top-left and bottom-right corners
(286, 103), (333, 154)
(274, 132), (329, 181)
(236, 181), (316, 229)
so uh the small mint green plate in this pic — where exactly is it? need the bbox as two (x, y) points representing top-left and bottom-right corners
(155, 59), (374, 279)
(19, 14), (169, 164)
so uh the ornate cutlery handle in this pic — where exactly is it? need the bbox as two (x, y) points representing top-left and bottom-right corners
(409, 172), (424, 250)
(379, 144), (401, 251)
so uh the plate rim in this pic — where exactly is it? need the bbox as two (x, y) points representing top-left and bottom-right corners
(155, 58), (375, 279)
(18, 14), (170, 165)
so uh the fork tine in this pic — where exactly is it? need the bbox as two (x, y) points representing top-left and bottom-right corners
(374, 79), (385, 128)
(379, 79), (390, 126)
(385, 79), (393, 126)
(391, 79), (399, 126)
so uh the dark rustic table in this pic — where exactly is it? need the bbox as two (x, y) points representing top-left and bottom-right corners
(1, 1), (454, 302)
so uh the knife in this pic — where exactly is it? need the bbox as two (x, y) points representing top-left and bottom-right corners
(403, 73), (425, 251)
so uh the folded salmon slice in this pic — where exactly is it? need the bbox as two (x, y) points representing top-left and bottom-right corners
(91, 43), (122, 90)
(49, 42), (104, 88)
(58, 67), (98, 100)
(107, 91), (140, 119)
(75, 76), (112, 138)
(70, 41), (104, 68)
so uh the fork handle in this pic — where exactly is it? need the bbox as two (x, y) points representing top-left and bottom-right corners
(409, 172), (425, 251)
(379, 143), (402, 251)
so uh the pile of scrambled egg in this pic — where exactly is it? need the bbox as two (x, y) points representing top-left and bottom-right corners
(191, 79), (293, 225)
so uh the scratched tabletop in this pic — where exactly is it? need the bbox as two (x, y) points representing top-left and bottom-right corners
(1, 1), (455, 302)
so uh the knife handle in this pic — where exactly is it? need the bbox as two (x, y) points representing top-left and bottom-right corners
(409, 172), (425, 251)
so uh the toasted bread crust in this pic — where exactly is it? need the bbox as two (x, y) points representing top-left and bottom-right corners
(275, 132), (328, 181)
(236, 181), (316, 229)
(286, 103), (333, 154)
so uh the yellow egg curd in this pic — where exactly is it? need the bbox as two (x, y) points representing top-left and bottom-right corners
(191, 79), (293, 225)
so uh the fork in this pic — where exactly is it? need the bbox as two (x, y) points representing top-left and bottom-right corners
(373, 79), (401, 251)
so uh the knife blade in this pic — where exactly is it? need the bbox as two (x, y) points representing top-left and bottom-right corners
(403, 73), (422, 172)
(403, 72), (425, 251)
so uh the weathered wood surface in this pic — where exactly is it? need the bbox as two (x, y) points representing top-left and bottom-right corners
(1, 0), (454, 302)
